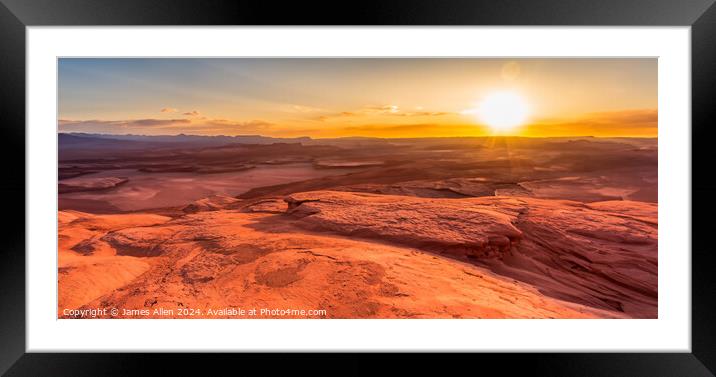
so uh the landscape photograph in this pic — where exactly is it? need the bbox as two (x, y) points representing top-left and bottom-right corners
(57, 58), (657, 319)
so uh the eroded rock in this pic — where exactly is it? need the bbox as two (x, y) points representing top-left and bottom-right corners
(182, 194), (240, 213)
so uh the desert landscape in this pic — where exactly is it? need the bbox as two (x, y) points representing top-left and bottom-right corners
(57, 58), (657, 318)
(58, 134), (657, 318)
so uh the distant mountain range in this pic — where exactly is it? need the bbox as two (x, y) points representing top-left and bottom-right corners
(58, 132), (656, 155)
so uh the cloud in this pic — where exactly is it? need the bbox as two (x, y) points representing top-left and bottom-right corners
(183, 110), (201, 116)
(131, 119), (191, 126)
(304, 108), (658, 138)
(160, 107), (178, 113)
(581, 109), (657, 125)
(364, 105), (400, 114)
(290, 123), (490, 138)
(207, 119), (273, 130)
(58, 117), (275, 135)
(359, 105), (450, 116)
(317, 105), (453, 122)
(523, 109), (658, 137)
(58, 118), (191, 132)
(395, 111), (451, 117)
(286, 104), (326, 113)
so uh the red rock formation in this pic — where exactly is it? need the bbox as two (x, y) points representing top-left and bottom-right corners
(58, 176), (129, 193)
(58, 190), (655, 318)
(283, 191), (657, 317)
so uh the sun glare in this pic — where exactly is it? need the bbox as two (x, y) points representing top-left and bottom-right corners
(478, 91), (530, 131)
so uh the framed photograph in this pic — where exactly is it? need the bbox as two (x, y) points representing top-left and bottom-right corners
(2, 0), (715, 375)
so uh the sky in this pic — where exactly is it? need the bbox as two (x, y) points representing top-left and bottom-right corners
(58, 58), (657, 138)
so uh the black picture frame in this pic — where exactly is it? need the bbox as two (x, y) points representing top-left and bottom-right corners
(1, 0), (715, 375)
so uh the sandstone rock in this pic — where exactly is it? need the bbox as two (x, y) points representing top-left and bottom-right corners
(286, 191), (523, 253)
(58, 176), (128, 194)
(243, 198), (287, 214)
(283, 191), (657, 317)
(57, 191), (656, 318)
(181, 194), (240, 213)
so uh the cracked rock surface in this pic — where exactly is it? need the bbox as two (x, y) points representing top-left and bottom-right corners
(58, 190), (655, 318)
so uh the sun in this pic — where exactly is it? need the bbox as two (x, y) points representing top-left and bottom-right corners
(477, 91), (530, 131)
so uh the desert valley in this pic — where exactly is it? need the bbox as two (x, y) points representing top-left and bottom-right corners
(58, 133), (657, 319)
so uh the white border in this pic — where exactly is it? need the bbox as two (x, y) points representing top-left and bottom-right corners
(27, 27), (690, 352)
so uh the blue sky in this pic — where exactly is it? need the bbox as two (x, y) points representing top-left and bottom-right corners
(58, 58), (657, 137)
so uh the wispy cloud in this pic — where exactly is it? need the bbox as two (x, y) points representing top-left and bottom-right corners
(183, 110), (201, 116)
(284, 123), (490, 138)
(160, 107), (178, 113)
(206, 119), (273, 130)
(364, 105), (400, 114)
(523, 109), (658, 137)
(57, 108), (657, 138)
(581, 109), (657, 125)
(317, 104), (453, 122)
(58, 117), (275, 135)
(58, 115), (276, 135)
(59, 118), (191, 131)
(285, 104), (327, 113)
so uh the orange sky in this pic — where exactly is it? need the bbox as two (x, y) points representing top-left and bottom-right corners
(58, 58), (657, 138)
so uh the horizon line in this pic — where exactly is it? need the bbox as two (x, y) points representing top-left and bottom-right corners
(58, 131), (658, 140)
